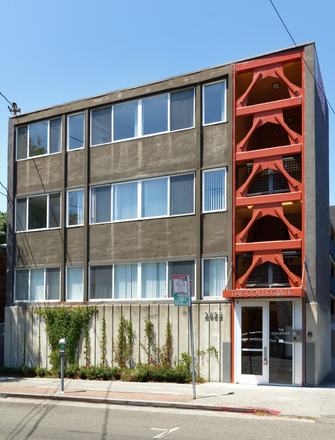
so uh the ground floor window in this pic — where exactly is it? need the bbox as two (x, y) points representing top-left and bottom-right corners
(89, 260), (195, 300)
(202, 258), (227, 297)
(66, 266), (84, 301)
(15, 268), (60, 301)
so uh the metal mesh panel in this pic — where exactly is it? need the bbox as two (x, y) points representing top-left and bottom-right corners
(248, 167), (270, 194)
(283, 252), (302, 277)
(236, 156), (302, 196)
(247, 262), (271, 286)
(272, 264), (289, 285)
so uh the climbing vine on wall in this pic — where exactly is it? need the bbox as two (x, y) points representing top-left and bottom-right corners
(35, 306), (97, 370)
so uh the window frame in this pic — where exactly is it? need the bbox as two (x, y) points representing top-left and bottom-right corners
(16, 118), (62, 161)
(15, 192), (61, 232)
(90, 173), (195, 225)
(67, 189), (84, 227)
(202, 167), (227, 213)
(90, 88), (195, 147)
(202, 257), (227, 298)
(67, 112), (85, 151)
(88, 260), (196, 301)
(14, 268), (61, 302)
(202, 80), (227, 126)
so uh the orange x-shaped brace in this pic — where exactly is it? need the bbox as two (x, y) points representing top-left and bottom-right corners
(236, 156), (302, 198)
(236, 250), (302, 289)
(236, 203), (302, 244)
(237, 63), (302, 108)
(237, 110), (302, 153)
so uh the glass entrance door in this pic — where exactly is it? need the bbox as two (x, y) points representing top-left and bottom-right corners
(235, 300), (294, 385)
(269, 301), (293, 384)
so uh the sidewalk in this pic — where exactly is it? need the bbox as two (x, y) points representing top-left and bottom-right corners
(1, 372), (335, 419)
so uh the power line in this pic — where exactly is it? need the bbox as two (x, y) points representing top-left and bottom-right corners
(269, 0), (335, 116)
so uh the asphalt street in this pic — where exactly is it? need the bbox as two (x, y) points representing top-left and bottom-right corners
(1, 398), (335, 440)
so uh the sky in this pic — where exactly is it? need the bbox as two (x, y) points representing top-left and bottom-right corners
(0, 0), (334, 213)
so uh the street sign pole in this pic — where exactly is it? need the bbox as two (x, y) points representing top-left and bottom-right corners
(172, 274), (196, 399)
(189, 292), (196, 400)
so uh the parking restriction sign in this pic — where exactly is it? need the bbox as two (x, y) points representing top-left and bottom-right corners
(173, 275), (190, 306)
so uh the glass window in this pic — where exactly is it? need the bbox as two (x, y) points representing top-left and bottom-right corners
(67, 189), (84, 226)
(17, 127), (28, 160)
(91, 186), (111, 223)
(30, 268), (45, 301)
(15, 268), (60, 301)
(91, 108), (111, 146)
(113, 182), (138, 221)
(113, 101), (138, 141)
(49, 193), (61, 228)
(203, 169), (226, 212)
(28, 195), (47, 230)
(203, 81), (226, 125)
(68, 113), (84, 150)
(29, 122), (48, 157)
(114, 264), (138, 299)
(17, 120), (62, 160)
(142, 178), (168, 218)
(141, 262), (166, 298)
(90, 266), (113, 299)
(15, 270), (29, 301)
(16, 198), (27, 232)
(203, 258), (226, 297)
(170, 89), (194, 131)
(66, 267), (83, 301)
(142, 94), (168, 135)
(168, 260), (195, 297)
(50, 119), (61, 154)
(46, 268), (60, 300)
(170, 174), (194, 215)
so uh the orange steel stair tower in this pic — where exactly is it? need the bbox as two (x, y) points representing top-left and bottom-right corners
(232, 50), (305, 293)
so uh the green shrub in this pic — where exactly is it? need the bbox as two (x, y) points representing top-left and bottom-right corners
(0, 366), (16, 376)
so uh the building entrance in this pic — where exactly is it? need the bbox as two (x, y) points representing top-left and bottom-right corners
(235, 300), (301, 385)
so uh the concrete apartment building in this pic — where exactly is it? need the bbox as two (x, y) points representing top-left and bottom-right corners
(4, 42), (332, 386)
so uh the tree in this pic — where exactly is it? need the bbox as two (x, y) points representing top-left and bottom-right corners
(0, 212), (7, 244)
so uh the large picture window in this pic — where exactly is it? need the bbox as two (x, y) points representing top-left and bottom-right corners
(203, 80), (226, 125)
(16, 193), (61, 232)
(202, 258), (226, 297)
(89, 260), (195, 300)
(203, 168), (226, 212)
(15, 268), (60, 301)
(90, 173), (194, 224)
(16, 119), (61, 160)
(91, 88), (194, 145)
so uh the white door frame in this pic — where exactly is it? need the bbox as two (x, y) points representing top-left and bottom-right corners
(235, 300), (269, 384)
(234, 299), (303, 385)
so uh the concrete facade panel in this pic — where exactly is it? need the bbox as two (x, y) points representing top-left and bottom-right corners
(66, 150), (86, 188)
(90, 130), (197, 185)
(16, 155), (62, 195)
(169, 306), (179, 365)
(209, 304), (220, 381)
(89, 216), (197, 263)
(66, 228), (85, 264)
(202, 212), (229, 255)
(179, 306), (189, 356)
(202, 124), (231, 169)
(15, 230), (63, 267)
(104, 306), (113, 367)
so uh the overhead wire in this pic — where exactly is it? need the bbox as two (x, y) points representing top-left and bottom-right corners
(269, 0), (335, 116)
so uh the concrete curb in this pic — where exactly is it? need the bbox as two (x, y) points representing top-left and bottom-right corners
(0, 392), (281, 416)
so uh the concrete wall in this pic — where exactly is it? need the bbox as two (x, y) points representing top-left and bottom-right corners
(4, 302), (231, 382)
(304, 44), (331, 385)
